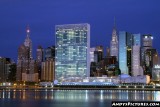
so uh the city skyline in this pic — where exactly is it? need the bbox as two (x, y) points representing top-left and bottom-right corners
(0, 0), (160, 61)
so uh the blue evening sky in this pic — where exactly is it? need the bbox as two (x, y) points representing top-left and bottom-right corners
(0, 0), (160, 61)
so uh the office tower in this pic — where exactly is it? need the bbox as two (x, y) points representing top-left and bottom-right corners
(37, 46), (43, 62)
(45, 46), (55, 60)
(106, 47), (110, 57)
(41, 58), (55, 81)
(16, 44), (27, 81)
(55, 23), (90, 82)
(36, 46), (43, 80)
(90, 62), (96, 77)
(141, 34), (153, 66)
(145, 49), (158, 78)
(133, 33), (141, 46)
(132, 34), (142, 76)
(7, 62), (16, 82)
(16, 26), (38, 82)
(41, 46), (55, 81)
(0, 57), (11, 82)
(119, 31), (133, 75)
(96, 56), (117, 77)
(132, 45), (140, 76)
(110, 19), (118, 60)
(95, 46), (103, 62)
(90, 47), (96, 63)
(22, 60), (38, 82)
(152, 65), (160, 81)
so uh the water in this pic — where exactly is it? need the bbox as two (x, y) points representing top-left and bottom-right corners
(0, 89), (160, 107)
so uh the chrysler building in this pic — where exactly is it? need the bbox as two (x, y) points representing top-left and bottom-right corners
(110, 18), (118, 60)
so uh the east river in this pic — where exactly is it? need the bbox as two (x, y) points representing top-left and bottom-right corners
(0, 89), (160, 107)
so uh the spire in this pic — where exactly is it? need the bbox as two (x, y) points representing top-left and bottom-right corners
(112, 17), (117, 42)
(114, 16), (116, 28)
(26, 25), (30, 38)
(24, 24), (32, 47)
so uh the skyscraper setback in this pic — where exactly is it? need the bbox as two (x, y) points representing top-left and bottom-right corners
(16, 26), (38, 82)
(55, 23), (90, 82)
(24, 26), (32, 59)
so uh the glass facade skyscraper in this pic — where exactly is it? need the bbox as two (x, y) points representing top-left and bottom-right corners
(119, 31), (133, 75)
(119, 31), (127, 74)
(55, 23), (90, 82)
(133, 33), (141, 46)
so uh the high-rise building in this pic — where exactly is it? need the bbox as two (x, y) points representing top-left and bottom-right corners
(16, 44), (27, 81)
(119, 31), (133, 75)
(106, 47), (110, 57)
(41, 58), (55, 81)
(95, 46), (103, 62)
(110, 19), (118, 60)
(0, 57), (11, 82)
(90, 47), (96, 63)
(145, 48), (158, 78)
(16, 26), (38, 82)
(36, 46), (43, 63)
(141, 34), (153, 66)
(152, 65), (160, 81)
(45, 46), (55, 60)
(133, 33), (141, 46)
(36, 46), (43, 80)
(132, 45), (141, 76)
(132, 34), (142, 76)
(55, 23), (90, 82)
(41, 46), (55, 81)
(24, 25), (32, 59)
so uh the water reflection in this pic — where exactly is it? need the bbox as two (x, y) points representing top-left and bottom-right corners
(0, 89), (160, 101)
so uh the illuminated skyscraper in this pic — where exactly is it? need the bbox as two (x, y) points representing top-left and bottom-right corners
(119, 31), (133, 75)
(95, 46), (103, 62)
(106, 47), (110, 57)
(55, 23), (90, 82)
(145, 48), (158, 78)
(24, 25), (32, 59)
(36, 46), (43, 80)
(41, 58), (55, 81)
(16, 26), (38, 82)
(90, 47), (96, 63)
(110, 19), (118, 60)
(132, 34), (142, 76)
(36, 46), (43, 63)
(141, 34), (153, 65)
(41, 46), (55, 81)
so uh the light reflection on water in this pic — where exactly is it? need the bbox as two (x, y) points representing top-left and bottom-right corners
(0, 89), (160, 101)
(0, 89), (160, 107)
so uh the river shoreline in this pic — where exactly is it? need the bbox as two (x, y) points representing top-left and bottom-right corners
(0, 86), (160, 91)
